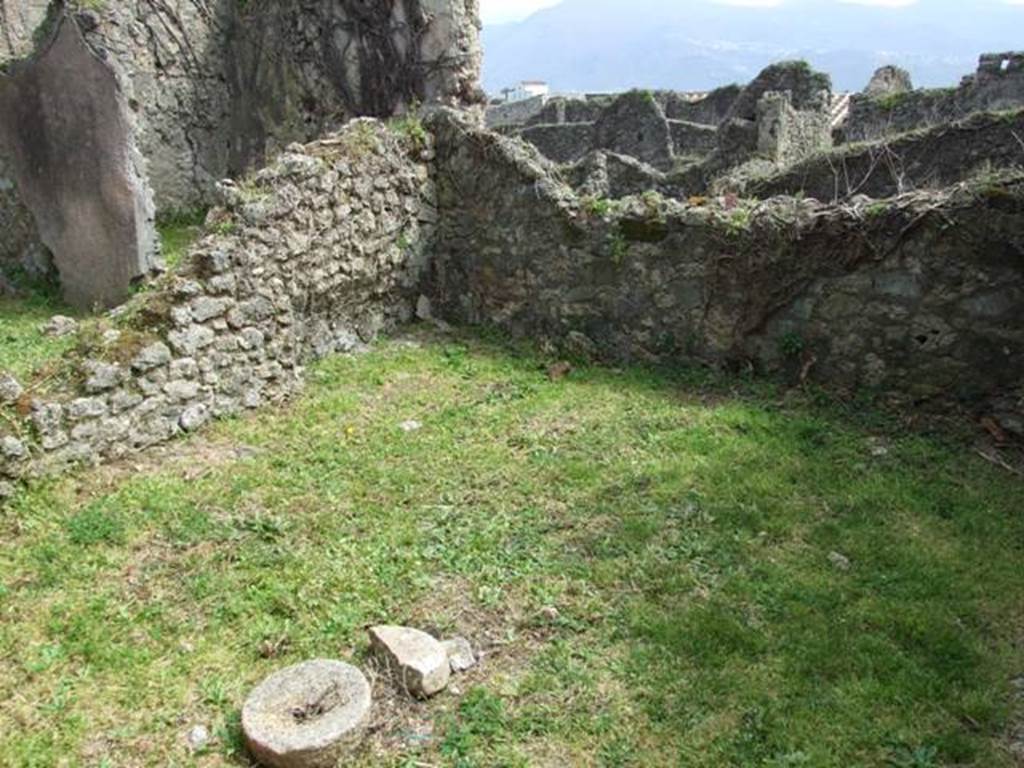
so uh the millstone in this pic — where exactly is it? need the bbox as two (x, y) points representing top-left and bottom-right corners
(241, 659), (372, 768)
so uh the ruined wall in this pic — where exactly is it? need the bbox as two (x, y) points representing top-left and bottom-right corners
(0, 0), (50, 61)
(428, 112), (1024, 420)
(668, 120), (719, 158)
(0, 17), (158, 310)
(0, 0), (480, 307)
(0, 121), (436, 493)
(659, 85), (742, 126)
(74, 0), (482, 213)
(0, 0), (54, 292)
(486, 94), (549, 129)
(752, 109), (1024, 202)
(841, 53), (1024, 144)
(518, 122), (596, 164)
(756, 91), (833, 166)
(0, 147), (49, 295)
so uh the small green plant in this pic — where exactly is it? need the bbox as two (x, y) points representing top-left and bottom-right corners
(874, 91), (911, 111)
(864, 201), (889, 218)
(583, 196), (614, 218)
(630, 88), (657, 106)
(341, 120), (383, 159)
(608, 231), (629, 264)
(640, 190), (662, 218)
(725, 207), (752, 236)
(440, 687), (505, 762)
(214, 219), (238, 236)
(779, 332), (805, 359)
(390, 112), (429, 151)
(885, 743), (939, 768)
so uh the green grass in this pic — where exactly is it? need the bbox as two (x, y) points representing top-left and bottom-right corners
(1, 330), (1022, 767)
(158, 213), (205, 271)
(0, 295), (79, 381)
(0, 219), (203, 384)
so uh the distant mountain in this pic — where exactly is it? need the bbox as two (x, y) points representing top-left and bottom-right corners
(481, 0), (1024, 95)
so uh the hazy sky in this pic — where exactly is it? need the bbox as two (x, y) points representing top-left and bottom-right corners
(480, 0), (561, 24)
(480, 0), (1024, 25)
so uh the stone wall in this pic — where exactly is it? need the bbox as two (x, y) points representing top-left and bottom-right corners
(0, 0), (481, 307)
(756, 91), (833, 166)
(427, 111), (1024, 416)
(486, 94), (549, 129)
(0, 0), (50, 61)
(518, 123), (596, 164)
(752, 109), (1024, 202)
(0, 120), (436, 493)
(506, 64), (835, 188)
(73, 0), (482, 213)
(841, 52), (1024, 144)
(3, 110), (1024, 495)
(659, 85), (741, 126)
(0, 146), (49, 295)
(668, 120), (719, 158)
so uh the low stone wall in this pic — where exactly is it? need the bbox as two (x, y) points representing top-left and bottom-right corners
(485, 95), (548, 129)
(428, 112), (1024, 418)
(0, 121), (435, 493)
(668, 120), (718, 157)
(4, 110), (1024, 497)
(752, 109), (1024, 201)
(659, 85), (742, 126)
(518, 123), (596, 164)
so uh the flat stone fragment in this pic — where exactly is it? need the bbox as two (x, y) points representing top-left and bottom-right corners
(0, 373), (23, 404)
(242, 659), (371, 768)
(442, 637), (477, 673)
(369, 625), (451, 698)
(40, 315), (78, 337)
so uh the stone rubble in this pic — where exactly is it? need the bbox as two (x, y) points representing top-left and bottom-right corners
(369, 625), (452, 699)
(442, 637), (477, 673)
(0, 373), (22, 404)
(185, 724), (210, 752)
(40, 315), (78, 337)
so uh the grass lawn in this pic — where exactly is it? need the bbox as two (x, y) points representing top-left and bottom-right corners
(159, 214), (205, 272)
(0, 220), (203, 387)
(1, 329), (1022, 767)
(0, 295), (79, 381)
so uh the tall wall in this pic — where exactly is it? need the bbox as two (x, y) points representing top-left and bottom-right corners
(427, 112), (1024, 411)
(0, 120), (436, 491)
(80, 0), (482, 213)
(0, 0), (50, 61)
(0, 0), (481, 307)
(0, 17), (158, 309)
(0, 148), (49, 295)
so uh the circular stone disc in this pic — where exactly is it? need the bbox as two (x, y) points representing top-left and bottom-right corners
(242, 659), (372, 768)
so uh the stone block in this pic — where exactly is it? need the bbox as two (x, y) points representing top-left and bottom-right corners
(369, 625), (451, 698)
